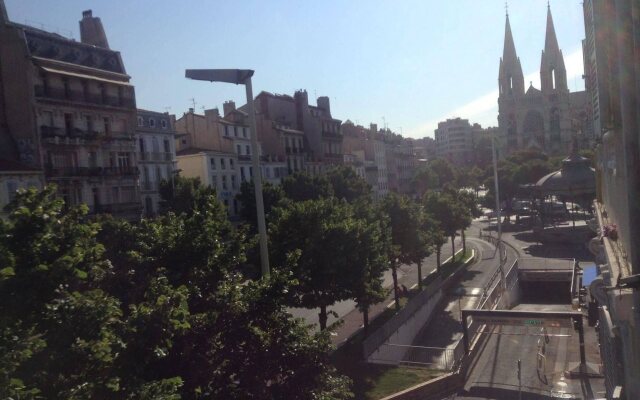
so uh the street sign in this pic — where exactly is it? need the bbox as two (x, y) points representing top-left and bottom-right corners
(472, 315), (573, 328)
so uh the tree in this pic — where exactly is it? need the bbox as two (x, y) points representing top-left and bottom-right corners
(453, 190), (476, 254)
(351, 200), (391, 331)
(325, 166), (371, 203)
(281, 171), (333, 202)
(411, 166), (438, 197)
(236, 180), (287, 229)
(427, 158), (456, 190)
(379, 193), (422, 310)
(0, 186), (147, 399)
(268, 198), (363, 330)
(158, 175), (217, 216)
(1, 186), (354, 399)
(424, 191), (463, 264)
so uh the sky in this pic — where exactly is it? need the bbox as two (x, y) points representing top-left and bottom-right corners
(4, 0), (587, 138)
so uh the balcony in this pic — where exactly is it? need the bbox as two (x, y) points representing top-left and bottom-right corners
(45, 165), (139, 178)
(322, 129), (342, 138)
(140, 152), (173, 162)
(95, 202), (142, 215)
(238, 154), (252, 162)
(34, 85), (136, 109)
(140, 180), (158, 191)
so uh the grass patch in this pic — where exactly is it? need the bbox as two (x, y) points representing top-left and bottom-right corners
(332, 340), (441, 400)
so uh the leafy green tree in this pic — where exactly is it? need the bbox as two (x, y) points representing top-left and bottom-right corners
(236, 180), (288, 229)
(379, 193), (422, 310)
(282, 171), (333, 202)
(0, 186), (148, 399)
(325, 166), (371, 202)
(427, 158), (456, 190)
(411, 166), (438, 197)
(268, 198), (364, 330)
(351, 201), (391, 331)
(1, 186), (353, 399)
(158, 175), (218, 216)
(424, 191), (464, 264)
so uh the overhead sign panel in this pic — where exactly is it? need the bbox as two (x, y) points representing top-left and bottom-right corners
(472, 315), (573, 328)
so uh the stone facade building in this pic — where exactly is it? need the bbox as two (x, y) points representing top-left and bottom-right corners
(498, 6), (590, 156)
(136, 109), (176, 217)
(583, 0), (640, 397)
(0, 6), (140, 219)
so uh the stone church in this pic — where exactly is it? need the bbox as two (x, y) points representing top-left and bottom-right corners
(498, 6), (590, 156)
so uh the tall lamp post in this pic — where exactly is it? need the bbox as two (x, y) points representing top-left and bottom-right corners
(185, 69), (270, 277)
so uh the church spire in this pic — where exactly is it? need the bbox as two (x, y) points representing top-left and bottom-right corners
(503, 12), (518, 63)
(544, 3), (560, 55)
(499, 10), (524, 97)
(540, 3), (567, 92)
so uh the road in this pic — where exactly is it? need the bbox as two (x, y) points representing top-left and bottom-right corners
(411, 221), (519, 364)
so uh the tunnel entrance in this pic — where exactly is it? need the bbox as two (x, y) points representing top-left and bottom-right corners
(519, 280), (572, 304)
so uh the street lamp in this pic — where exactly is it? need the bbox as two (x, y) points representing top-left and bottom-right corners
(185, 69), (270, 277)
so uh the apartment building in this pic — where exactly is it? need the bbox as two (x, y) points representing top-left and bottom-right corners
(136, 109), (176, 217)
(434, 118), (475, 166)
(342, 121), (389, 199)
(0, 7), (140, 219)
(583, 0), (640, 397)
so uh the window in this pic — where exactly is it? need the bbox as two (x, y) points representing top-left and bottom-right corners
(224, 125), (229, 136)
(211, 175), (217, 188)
(138, 116), (145, 127)
(117, 86), (124, 106)
(210, 158), (216, 169)
(231, 175), (237, 189)
(85, 115), (93, 132)
(246, 145), (251, 155)
(242, 127), (247, 138)
(6, 181), (18, 202)
(161, 119), (168, 129)
(149, 118), (156, 128)
(265, 167), (271, 178)
(240, 166), (246, 181)
(88, 151), (98, 168)
(64, 113), (74, 136)
(237, 144), (242, 155)
(117, 152), (131, 168)
(221, 158), (226, 170)
(163, 139), (171, 154)
(62, 77), (71, 99)
(222, 175), (228, 190)
(230, 158), (235, 170)
(99, 83), (107, 103)
(81, 80), (89, 100)
(104, 117), (111, 134)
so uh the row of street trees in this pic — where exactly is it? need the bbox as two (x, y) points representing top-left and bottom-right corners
(0, 161), (478, 398)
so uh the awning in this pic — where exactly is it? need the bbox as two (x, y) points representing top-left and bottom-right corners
(39, 66), (132, 86)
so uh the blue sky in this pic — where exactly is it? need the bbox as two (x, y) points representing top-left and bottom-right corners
(4, 1), (586, 138)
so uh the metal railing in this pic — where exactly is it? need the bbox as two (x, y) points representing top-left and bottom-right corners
(362, 277), (443, 358)
(370, 343), (461, 371)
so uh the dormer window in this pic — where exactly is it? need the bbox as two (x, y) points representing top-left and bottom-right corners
(161, 119), (168, 129)
(137, 116), (144, 127)
(149, 118), (156, 128)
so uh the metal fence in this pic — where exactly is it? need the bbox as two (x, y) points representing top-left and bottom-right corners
(370, 343), (462, 371)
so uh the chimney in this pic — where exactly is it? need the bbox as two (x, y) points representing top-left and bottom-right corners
(317, 96), (330, 114)
(205, 108), (220, 119)
(223, 101), (235, 117)
(188, 107), (194, 113)
(79, 10), (110, 48)
(294, 90), (309, 106)
(370, 123), (378, 134)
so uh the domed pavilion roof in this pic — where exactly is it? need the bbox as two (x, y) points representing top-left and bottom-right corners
(535, 151), (595, 196)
